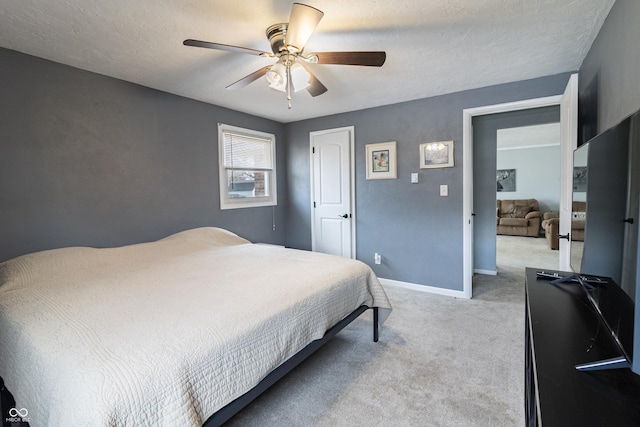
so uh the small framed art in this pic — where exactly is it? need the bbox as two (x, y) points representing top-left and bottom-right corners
(366, 141), (397, 180)
(419, 140), (454, 169)
(496, 169), (516, 192)
(573, 166), (587, 192)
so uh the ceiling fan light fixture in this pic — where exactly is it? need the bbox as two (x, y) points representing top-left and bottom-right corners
(266, 62), (286, 89)
(290, 62), (310, 92)
(266, 60), (310, 94)
(269, 81), (287, 92)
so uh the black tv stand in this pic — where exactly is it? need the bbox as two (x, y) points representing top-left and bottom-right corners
(575, 355), (630, 372)
(525, 268), (640, 426)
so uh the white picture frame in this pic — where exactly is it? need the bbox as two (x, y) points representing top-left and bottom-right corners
(419, 140), (454, 169)
(366, 141), (397, 180)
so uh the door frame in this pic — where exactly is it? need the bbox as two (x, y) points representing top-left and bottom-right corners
(558, 75), (579, 270)
(309, 126), (357, 259)
(462, 95), (565, 299)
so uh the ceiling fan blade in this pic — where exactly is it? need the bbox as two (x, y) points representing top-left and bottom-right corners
(226, 66), (272, 90)
(301, 65), (328, 97)
(311, 51), (386, 67)
(183, 39), (271, 57)
(284, 3), (324, 52)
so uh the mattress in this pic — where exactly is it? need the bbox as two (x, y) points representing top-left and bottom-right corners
(0, 227), (391, 426)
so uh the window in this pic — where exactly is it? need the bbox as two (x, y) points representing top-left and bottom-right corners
(218, 123), (277, 210)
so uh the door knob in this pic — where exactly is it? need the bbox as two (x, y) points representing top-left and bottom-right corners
(559, 233), (570, 241)
(338, 214), (349, 218)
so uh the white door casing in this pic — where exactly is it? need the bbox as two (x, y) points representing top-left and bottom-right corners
(310, 127), (355, 258)
(559, 74), (579, 270)
(463, 74), (578, 298)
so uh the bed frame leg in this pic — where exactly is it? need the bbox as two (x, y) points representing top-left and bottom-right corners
(373, 307), (379, 342)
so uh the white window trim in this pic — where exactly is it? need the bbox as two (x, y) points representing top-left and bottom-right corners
(218, 123), (277, 210)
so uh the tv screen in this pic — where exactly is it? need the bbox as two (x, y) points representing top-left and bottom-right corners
(572, 119), (630, 285)
(570, 109), (640, 375)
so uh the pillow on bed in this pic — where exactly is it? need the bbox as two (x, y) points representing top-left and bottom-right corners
(160, 227), (250, 248)
(0, 227), (250, 289)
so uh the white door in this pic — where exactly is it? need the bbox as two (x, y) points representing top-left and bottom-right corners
(310, 127), (355, 258)
(558, 74), (579, 270)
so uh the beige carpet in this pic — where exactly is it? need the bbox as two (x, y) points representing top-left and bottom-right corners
(224, 236), (556, 426)
(495, 234), (560, 271)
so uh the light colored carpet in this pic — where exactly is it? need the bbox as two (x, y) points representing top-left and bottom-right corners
(495, 234), (560, 272)
(225, 236), (557, 426)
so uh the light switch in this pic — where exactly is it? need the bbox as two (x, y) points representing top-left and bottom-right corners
(440, 184), (448, 196)
(411, 173), (419, 183)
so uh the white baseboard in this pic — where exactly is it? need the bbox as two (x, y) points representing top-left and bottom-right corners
(474, 269), (497, 276)
(379, 278), (468, 299)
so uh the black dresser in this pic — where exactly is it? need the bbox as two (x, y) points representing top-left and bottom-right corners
(525, 268), (640, 426)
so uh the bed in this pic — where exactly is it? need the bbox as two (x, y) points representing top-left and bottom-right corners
(0, 227), (391, 426)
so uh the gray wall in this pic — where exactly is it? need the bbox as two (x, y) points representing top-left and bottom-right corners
(497, 145), (561, 213)
(579, 0), (640, 135)
(286, 75), (571, 291)
(0, 48), (286, 262)
(472, 107), (560, 273)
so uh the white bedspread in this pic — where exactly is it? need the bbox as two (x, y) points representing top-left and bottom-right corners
(0, 227), (391, 426)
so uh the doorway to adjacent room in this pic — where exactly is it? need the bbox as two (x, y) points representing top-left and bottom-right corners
(462, 74), (578, 298)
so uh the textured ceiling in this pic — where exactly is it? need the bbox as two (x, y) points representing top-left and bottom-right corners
(0, 0), (615, 123)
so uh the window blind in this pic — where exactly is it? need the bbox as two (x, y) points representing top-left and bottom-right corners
(223, 132), (273, 171)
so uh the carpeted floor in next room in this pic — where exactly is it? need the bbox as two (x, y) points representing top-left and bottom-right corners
(225, 235), (559, 427)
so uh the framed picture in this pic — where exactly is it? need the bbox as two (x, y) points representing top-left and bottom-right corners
(419, 140), (454, 169)
(496, 169), (516, 192)
(366, 141), (397, 180)
(573, 166), (587, 192)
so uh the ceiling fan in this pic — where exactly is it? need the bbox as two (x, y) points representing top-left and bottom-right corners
(183, 3), (386, 109)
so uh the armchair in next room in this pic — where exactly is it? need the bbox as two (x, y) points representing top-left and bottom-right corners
(541, 202), (586, 250)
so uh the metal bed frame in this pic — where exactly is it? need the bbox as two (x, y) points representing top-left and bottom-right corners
(203, 306), (380, 426)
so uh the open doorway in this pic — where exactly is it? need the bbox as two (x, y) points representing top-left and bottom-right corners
(495, 122), (562, 272)
(462, 74), (577, 298)
(472, 106), (561, 276)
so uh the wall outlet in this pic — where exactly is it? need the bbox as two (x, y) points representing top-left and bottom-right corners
(440, 184), (449, 196)
(374, 252), (382, 265)
(411, 173), (419, 183)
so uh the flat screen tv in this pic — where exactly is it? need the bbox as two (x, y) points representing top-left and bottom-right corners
(570, 108), (640, 376)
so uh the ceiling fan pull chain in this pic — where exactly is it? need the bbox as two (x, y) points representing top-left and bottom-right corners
(286, 61), (292, 109)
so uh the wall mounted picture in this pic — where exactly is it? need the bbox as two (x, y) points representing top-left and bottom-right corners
(366, 141), (397, 180)
(497, 169), (516, 192)
(419, 140), (454, 169)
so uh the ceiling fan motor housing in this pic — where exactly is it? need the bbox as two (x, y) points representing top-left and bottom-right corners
(266, 23), (289, 54)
